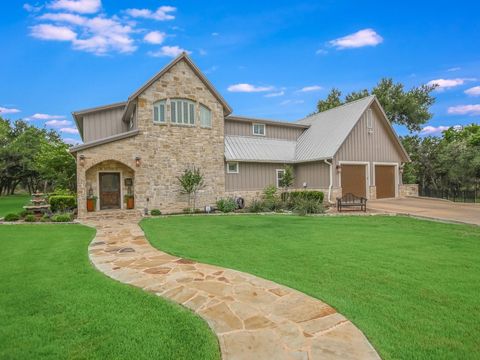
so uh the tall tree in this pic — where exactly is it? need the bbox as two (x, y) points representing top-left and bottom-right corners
(315, 78), (437, 132)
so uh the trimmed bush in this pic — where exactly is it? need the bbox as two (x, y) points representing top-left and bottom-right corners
(293, 198), (325, 216)
(51, 213), (73, 222)
(287, 190), (324, 203)
(49, 195), (77, 213)
(4, 213), (20, 222)
(150, 209), (162, 216)
(24, 214), (36, 222)
(216, 198), (237, 213)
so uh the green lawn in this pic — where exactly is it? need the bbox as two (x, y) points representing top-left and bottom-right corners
(0, 195), (30, 217)
(141, 215), (480, 360)
(0, 225), (220, 360)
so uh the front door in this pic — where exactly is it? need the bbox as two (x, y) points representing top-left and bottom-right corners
(99, 173), (121, 210)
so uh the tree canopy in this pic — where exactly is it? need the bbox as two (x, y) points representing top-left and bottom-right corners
(0, 117), (76, 195)
(315, 78), (437, 132)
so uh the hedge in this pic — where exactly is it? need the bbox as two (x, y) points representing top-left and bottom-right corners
(283, 190), (324, 203)
(49, 195), (77, 213)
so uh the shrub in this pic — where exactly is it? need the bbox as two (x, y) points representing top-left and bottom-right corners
(24, 214), (36, 222)
(40, 214), (51, 222)
(4, 213), (20, 222)
(51, 213), (73, 222)
(150, 209), (162, 216)
(247, 199), (266, 213)
(293, 198), (325, 216)
(284, 191), (324, 208)
(263, 185), (278, 201)
(18, 210), (32, 218)
(216, 198), (237, 213)
(49, 195), (77, 213)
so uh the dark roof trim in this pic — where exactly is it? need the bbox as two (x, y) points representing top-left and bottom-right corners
(72, 101), (126, 116)
(69, 129), (140, 154)
(121, 53), (232, 122)
(226, 115), (310, 129)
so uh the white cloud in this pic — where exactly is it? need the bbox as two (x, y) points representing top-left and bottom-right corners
(148, 45), (191, 57)
(315, 49), (328, 55)
(49, 0), (101, 14)
(427, 78), (476, 91)
(46, 119), (71, 126)
(465, 86), (480, 96)
(447, 67), (461, 72)
(420, 125), (450, 135)
(329, 28), (383, 49)
(39, 12), (87, 25)
(144, 31), (166, 44)
(60, 127), (79, 134)
(227, 83), (274, 93)
(125, 6), (176, 21)
(280, 99), (305, 106)
(447, 104), (480, 115)
(25, 113), (65, 120)
(63, 137), (81, 145)
(299, 85), (322, 92)
(265, 91), (285, 97)
(23, 3), (43, 12)
(30, 24), (77, 41)
(204, 65), (218, 74)
(211, 32), (219, 36)
(0, 107), (21, 114)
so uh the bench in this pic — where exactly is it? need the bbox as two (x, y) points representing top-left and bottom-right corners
(336, 193), (367, 212)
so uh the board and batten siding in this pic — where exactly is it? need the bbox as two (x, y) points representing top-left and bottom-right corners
(294, 161), (330, 189)
(225, 120), (304, 140)
(83, 107), (127, 143)
(225, 162), (282, 191)
(333, 102), (406, 187)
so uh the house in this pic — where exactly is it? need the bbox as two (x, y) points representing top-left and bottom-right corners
(70, 53), (412, 217)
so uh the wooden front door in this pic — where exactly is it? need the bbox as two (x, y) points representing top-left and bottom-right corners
(375, 165), (396, 199)
(341, 164), (367, 198)
(99, 173), (121, 210)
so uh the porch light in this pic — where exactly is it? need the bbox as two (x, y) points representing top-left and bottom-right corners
(135, 156), (141, 167)
(79, 154), (85, 167)
(336, 164), (342, 173)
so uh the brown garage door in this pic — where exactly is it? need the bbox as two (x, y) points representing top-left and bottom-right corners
(375, 165), (395, 199)
(341, 164), (366, 198)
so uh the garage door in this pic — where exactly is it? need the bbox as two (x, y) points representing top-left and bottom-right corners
(375, 165), (396, 199)
(341, 164), (366, 198)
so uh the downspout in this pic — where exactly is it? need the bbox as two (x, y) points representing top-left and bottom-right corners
(323, 159), (334, 204)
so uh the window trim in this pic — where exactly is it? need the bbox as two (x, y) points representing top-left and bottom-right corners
(252, 123), (266, 136)
(227, 162), (239, 174)
(276, 168), (285, 188)
(153, 100), (166, 124)
(199, 103), (212, 128)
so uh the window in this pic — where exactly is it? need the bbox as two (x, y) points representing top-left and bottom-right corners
(153, 100), (166, 123)
(171, 99), (195, 125)
(227, 162), (239, 174)
(200, 104), (212, 128)
(276, 169), (285, 188)
(252, 123), (265, 136)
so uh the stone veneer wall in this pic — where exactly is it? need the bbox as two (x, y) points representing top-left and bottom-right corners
(76, 59), (226, 217)
(399, 184), (419, 197)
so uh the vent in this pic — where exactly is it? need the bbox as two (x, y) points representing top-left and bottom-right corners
(366, 109), (374, 134)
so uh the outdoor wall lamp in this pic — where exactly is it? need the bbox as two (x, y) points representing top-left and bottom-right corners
(336, 164), (342, 173)
(79, 154), (85, 167)
(135, 156), (141, 167)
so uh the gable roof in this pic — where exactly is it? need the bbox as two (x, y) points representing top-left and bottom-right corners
(121, 52), (232, 122)
(72, 101), (126, 140)
(226, 115), (310, 129)
(225, 135), (297, 163)
(295, 95), (410, 162)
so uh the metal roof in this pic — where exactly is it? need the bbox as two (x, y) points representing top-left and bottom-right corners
(295, 96), (375, 160)
(225, 135), (297, 163)
(226, 115), (310, 129)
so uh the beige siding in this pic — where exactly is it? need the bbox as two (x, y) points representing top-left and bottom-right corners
(333, 102), (405, 187)
(83, 107), (127, 142)
(226, 162), (281, 191)
(225, 120), (304, 140)
(294, 161), (330, 189)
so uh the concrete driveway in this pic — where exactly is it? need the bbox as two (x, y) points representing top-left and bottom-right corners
(369, 197), (480, 226)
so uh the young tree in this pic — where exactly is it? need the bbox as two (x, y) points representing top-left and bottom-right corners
(177, 166), (205, 212)
(315, 78), (437, 132)
(279, 165), (294, 192)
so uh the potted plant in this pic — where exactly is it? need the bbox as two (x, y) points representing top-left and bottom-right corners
(124, 194), (134, 209)
(87, 195), (97, 212)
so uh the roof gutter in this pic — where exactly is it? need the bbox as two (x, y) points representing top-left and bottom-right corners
(323, 159), (334, 204)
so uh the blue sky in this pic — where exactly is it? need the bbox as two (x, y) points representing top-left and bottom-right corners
(1, 0), (479, 144)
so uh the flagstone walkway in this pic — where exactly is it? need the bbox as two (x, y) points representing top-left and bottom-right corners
(83, 216), (380, 360)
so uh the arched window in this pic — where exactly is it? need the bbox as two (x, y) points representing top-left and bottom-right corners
(171, 99), (195, 125)
(200, 104), (212, 128)
(153, 100), (166, 123)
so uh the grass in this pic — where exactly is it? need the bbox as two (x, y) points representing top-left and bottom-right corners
(0, 194), (30, 217)
(0, 224), (220, 360)
(141, 215), (480, 360)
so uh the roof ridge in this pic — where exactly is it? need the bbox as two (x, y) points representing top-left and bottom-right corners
(225, 135), (297, 143)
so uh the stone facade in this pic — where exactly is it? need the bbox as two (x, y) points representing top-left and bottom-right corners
(76, 59), (226, 217)
(399, 184), (419, 197)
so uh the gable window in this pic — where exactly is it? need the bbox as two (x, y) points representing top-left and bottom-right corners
(200, 104), (212, 128)
(153, 100), (166, 123)
(276, 169), (285, 188)
(171, 99), (195, 125)
(227, 162), (239, 174)
(253, 123), (266, 136)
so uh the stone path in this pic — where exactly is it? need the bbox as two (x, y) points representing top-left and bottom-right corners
(83, 217), (380, 360)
